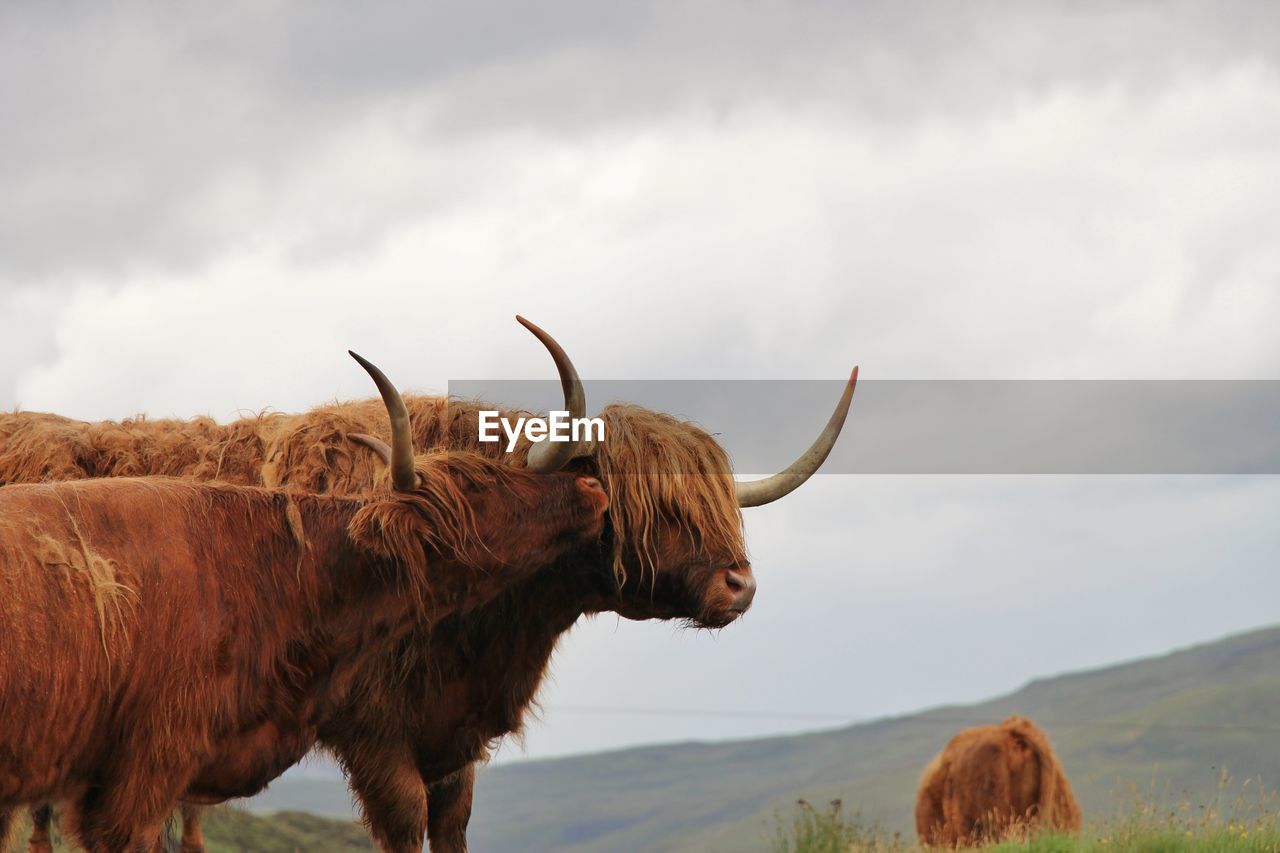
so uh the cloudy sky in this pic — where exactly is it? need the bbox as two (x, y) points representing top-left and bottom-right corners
(3, 1), (1278, 762)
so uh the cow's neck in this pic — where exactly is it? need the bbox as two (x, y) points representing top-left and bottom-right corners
(210, 491), (416, 730)
(190, 491), (418, 800)
(281, 493), (427, 697)
(238, 492), (409, 645)
(414, 550), (620, 777)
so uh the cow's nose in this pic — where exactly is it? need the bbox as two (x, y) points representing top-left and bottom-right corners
(723, 568), (757, 611)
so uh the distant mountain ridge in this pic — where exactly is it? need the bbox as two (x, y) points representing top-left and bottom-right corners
(248, 623), (1280, 852)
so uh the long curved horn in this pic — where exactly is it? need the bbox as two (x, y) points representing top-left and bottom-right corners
(348, 351), (419, 491)
(735, 366), (858, 508)
(516, 315), (588, 473)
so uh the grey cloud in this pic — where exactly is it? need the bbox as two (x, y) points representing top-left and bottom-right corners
(0, 289), (62, 407)
(4, 1), (1279, 283)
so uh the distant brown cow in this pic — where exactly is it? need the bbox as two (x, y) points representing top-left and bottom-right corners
(915, 715), (1081, 847)
(0, 355), (608, 852)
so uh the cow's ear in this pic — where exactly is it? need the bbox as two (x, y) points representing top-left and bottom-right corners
(347, 497), (454, 612)
(347, 486), (477, 569)
(348, 498), (429, 567)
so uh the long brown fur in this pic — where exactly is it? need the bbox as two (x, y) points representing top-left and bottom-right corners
(915, 715), (1082, 847)
(0, 393), (753, 853)
(0, 409), (271, 485)
(0, 456), (606, 852)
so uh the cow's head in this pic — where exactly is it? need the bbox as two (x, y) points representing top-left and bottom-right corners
(343, 352), (609, 606)
(513, 318), (856, 629)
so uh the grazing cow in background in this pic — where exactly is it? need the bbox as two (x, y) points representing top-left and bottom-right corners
(1, 316), (858, 852)
(915, 715), (1082, 847)
(0, 354), (608, 852)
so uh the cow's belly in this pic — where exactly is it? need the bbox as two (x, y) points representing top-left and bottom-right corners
(185, 720), (318, 801)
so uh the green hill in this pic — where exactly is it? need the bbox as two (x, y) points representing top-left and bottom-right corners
(242, 623), (1280, 852)
(10, 806), (373, 852)
(465, 624), (1280, 852)
(197, 808), (374, 852)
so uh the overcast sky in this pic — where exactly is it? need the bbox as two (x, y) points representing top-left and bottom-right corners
(3, 2), (1278, 764)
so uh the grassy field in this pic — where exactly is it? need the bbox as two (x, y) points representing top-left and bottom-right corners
(8, 773), (1279, 852)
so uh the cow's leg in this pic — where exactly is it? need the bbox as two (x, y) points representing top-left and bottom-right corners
(179, 803), (206, 853)
(0, 808), (17, 852)
(71, 752), (195, 853)
(346, 747), (428, 853)
(73, 795), (173, 853)
(147, 818), (178, 853)
(143, 807), (186, 853)
(426, 764), (474, 853)
(27, 803), (55, 853)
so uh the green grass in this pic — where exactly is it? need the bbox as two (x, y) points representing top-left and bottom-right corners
(990, 833), (1280, 852)
(771, 800), (909, 852)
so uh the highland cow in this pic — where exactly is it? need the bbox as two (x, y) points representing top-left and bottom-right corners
(915, 715), (1082, 847)
(251, 320), (858, 853)
(0, 354), (609, 852)
(1, 317), (858, 852)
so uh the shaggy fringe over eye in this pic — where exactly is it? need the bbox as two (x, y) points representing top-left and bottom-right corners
(592, 404), (746, 585)
(346, 452), (521, 602)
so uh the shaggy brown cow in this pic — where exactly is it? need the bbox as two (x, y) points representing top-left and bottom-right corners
(1, 317), (857, 852)
(226, 325), (857, 853)
(0, 355), (608, 852)
(915, 715), (1082, 847)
